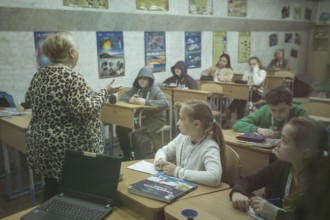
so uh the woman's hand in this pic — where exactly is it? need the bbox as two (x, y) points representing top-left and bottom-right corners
(249, 196), (279, 220)
(231, 192), (250, 212)
(105, 79), (121, 94)
(162, 162), (176, 176)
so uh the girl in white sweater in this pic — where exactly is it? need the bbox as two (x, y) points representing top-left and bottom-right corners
(154, 100), (225, 187)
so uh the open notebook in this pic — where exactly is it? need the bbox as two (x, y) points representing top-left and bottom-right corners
(21, 150), (122, 220)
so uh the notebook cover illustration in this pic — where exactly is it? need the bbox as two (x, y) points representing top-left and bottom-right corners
(128, 172), (197, 203)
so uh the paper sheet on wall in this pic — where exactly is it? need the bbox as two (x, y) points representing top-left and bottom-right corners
(127, 160), (158, 175)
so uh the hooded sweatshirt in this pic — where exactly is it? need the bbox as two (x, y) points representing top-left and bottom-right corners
(120, 66), (169, 123)
(163, 61), (198, 89)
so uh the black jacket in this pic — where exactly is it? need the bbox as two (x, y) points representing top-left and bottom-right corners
(163, 61), (198, 89)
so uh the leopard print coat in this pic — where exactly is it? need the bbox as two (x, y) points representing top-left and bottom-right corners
(25, 65), (108, 181)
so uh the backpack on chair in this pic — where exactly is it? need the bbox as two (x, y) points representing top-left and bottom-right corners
(0, 91), (15, 107)
(130, 127), (155, 160)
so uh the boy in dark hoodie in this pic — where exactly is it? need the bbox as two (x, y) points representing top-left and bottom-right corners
(116, 66), (169, 161)
(163, 61), (198, 89)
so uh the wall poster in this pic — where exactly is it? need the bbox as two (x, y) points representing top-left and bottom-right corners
(238, 32), (250, 63)
(185, 32), (201, 69)
(189, 0), (213, 15)
(212, 32), (227, 65)
(63, 0), (108, 8)
(136, 0), (168, 11)
(228, 0), (247, 17)
(144, 32), (166, 73)
(34, 31), (54, 68)
(96, 31), (125, 79)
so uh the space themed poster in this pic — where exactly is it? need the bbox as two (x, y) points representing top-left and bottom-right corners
(185, 32), (201, 69)
(144, 32), (166, 73)
(34, 31), (54, 68)
(96, 31), (125, 79)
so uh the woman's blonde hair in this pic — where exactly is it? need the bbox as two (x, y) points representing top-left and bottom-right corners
(42, 32), (76, 64)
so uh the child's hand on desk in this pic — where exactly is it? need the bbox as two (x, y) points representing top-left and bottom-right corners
(249, 196), (279, 220)
(257, 128), (277, 138)
(154, 159), (166, 171)
(162, 162), (176, 176)
(231, 192), (249, 212)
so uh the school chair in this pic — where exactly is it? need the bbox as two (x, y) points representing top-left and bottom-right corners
(200, 83), (223, 120)
(154, 93), (172, 147)
(222, 144), (241, 185)
(274, 70), (295, 91)
(222, 144), (240, 186)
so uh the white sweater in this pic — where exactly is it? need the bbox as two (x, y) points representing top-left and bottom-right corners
(154, 134), (222, 187)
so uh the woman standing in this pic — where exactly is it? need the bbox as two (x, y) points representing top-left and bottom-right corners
(25, 32), (120, 201)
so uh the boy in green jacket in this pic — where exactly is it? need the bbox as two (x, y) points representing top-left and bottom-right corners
(232, 86), (308, 138)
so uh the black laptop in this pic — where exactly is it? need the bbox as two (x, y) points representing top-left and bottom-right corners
(21, 150), (122, 220)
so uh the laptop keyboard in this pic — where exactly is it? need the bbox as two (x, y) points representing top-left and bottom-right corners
(41, 198), (105, 220)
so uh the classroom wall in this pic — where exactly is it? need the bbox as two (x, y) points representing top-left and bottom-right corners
(0, 0), (321, 102)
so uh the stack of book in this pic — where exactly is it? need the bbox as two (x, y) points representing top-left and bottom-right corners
(128, 172), (197, 203)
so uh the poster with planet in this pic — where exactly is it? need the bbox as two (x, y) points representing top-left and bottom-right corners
(96, 31), (125, 79)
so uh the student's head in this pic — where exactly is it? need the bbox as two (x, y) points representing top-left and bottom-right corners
(171, 61), (187, 78)
(274, 117), (328, 164)
(217, 53), (232, 69)
(42, 32), (78, 68)
(265, 86), (293, 122)
(134, 66), (154, 89)
(248, 56), (263, 70)
(274, 49), (285, 60)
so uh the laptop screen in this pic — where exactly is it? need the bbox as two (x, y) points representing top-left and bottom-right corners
(60, 150), (122, 206)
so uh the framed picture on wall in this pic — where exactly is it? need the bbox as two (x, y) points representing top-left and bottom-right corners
(136, 0), (168, 11)
(96, 31), (125, 79)
(269, 33), (278, 47)
(212, 32), (227, 65)
(63, 0), (108, 8)
(34, 31), (54, 68)
(185, 32), (201, 69)
(238, 32), (250, 63)
(189, 0), (213, 15)
(144, 32), (166, 73)
(228, 0), (247, 17)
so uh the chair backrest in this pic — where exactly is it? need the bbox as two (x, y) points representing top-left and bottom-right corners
(300, 102), (330, 118)
(274, 71), (295, 79)
(200, 83), (223, 93)
(222, 144), (240, 186)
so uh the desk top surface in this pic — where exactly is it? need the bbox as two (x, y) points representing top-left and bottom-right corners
(119, 160), (230, 210)
(0, 112), (31, 130)
(103, 101), (159, 109)
(164, 189), (254, 220)
(222, 129), (273, 153)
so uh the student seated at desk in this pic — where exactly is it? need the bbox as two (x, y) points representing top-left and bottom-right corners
(267, 49), (290, 71)
(116, 66), (168, 161)
(154, 100), (225, 187)
(162, 60), (198, 89)
(232, 86), (307, 138)
(222, 56), (267, 125)
(230, 117), (329, 220)
(200, 53), (234, 82)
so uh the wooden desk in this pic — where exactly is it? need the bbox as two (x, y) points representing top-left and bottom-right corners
(1, 205), (146, 220)
(222, 129), (273, 177)
(200, 81), (251, 100)
(0, 113), (40, 203)
(118, 160), (230, 220)
(164, 189), (254, 220)
(308, 96), (330, 104)
(101, 101), (158, 129)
